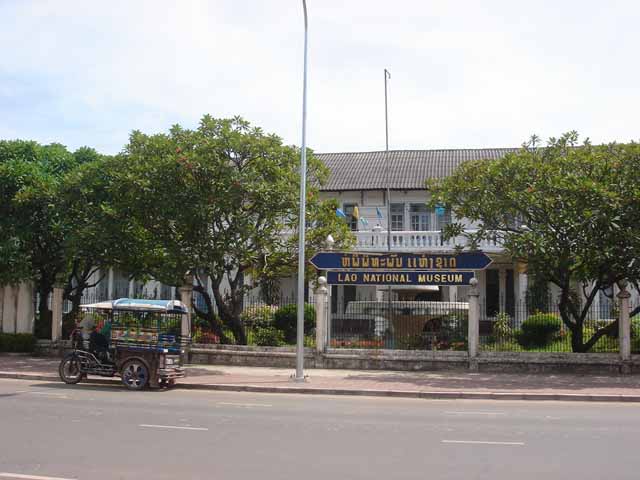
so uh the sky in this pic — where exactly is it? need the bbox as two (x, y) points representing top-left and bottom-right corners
(1, 0), (638, 155)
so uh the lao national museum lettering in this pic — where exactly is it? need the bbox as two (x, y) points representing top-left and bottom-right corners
(327, 271), (475, 286)
(309, 252), (492, 271)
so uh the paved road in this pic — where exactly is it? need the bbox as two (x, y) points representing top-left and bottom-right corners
(0, 378), (638, 480)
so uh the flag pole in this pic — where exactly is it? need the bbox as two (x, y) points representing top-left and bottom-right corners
(384, 68), (392, 345)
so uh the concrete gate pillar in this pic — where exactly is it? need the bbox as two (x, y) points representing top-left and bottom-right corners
(618, 280), (631, 368)
(314, 276), (329, 353)
(51, 283), (64, 342)
(468, 277), (480, 371)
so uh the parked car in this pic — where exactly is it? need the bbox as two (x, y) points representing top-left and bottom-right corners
(342, 300), (469, 337)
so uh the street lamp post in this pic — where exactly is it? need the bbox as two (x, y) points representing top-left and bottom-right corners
(294, 0), (309, 382)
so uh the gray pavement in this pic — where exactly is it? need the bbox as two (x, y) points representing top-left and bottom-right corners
(3, 354), (640, 401)
(0, 377), (639, 480)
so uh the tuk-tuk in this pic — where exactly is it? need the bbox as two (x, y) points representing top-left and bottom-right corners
(58, 298), (187, 390)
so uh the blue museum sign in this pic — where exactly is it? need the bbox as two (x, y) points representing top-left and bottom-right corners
(310, 251), (492, 271)
(326, 271), (475, 286)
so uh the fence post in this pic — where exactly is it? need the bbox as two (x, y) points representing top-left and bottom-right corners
(51, 283), (64, 343)
(468, 277), (480, 371)
(618, 280), (631, 369)
(314, 276), (328, 353)
(179, 277), (193, 360)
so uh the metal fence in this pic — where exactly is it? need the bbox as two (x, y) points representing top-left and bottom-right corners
(631, 299), (640, 354)
(34, 288), (176, 340)
(479, 300), (620, 353)
(329, 299), (468, 351)
(191, 295), (316, 347)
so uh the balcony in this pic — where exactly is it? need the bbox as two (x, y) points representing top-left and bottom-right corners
(352, 230), (503, 253)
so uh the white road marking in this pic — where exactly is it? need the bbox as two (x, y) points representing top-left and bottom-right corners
(26, 392), (69, 399)
(217, 402), (272, 408)
(139, 424), (209, 431)
(444, 411), (506, 415)
(0, 473), (77, 480)
(442, 440), (525, 446)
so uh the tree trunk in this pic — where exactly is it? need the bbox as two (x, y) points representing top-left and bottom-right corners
(209, 274), (247, 345)
(192, 283), (229, 343)
(35, 279), (53, 338)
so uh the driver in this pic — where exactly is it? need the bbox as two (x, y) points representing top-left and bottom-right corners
(89, 324), (111, 362)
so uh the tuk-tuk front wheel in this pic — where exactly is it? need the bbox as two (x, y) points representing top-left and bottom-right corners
(121, 360), (149, 390)
(159, 378), (176, 388)
(59, 356), (83, 384)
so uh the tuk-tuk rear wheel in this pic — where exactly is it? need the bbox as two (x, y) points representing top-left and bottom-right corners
(121, 360), (149, 390)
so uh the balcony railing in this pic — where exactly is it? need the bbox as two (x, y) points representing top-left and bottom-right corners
(353, 230), (503, 252)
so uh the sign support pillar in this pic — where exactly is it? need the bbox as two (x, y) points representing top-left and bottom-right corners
(314, 276), (328, 353)
(468, 277), (480, 371)
(618, 280), (631, 371)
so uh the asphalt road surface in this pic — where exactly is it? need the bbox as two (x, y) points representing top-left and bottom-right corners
(0, 378), (639, 480)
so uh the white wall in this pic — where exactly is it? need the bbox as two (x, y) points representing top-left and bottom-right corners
(0, 283), (34, 334)
(320, 189), (476, 231)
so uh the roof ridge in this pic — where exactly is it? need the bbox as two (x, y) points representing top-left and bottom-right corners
(315, 147), (520, 155)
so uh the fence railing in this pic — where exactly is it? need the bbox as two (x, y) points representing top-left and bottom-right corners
(191, 296), (316, 348)
(479, 300), (620, 353)
(329, 299), (468, 351)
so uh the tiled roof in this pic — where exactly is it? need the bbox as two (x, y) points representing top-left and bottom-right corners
(316, 148), (518, 191)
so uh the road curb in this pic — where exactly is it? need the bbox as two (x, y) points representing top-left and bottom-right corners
(2, 371), (640, 402)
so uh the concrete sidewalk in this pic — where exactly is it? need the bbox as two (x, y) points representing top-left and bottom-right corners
(3, 353), (640, 402)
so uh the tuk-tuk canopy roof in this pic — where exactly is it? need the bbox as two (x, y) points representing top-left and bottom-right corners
(80, 298), (188, 314)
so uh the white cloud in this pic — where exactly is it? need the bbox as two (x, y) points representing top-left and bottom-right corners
(1, 0), (639, 154)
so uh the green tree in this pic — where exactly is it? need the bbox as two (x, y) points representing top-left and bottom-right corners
(0, 141), (117, 329)
(428, 132), (640, 352)
(110, 116), (353, 344)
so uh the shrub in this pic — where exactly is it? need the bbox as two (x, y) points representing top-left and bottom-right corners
(273, 303), (315, 343)
(517, 313), (562, 348)
(438, 313), (468, 343)
(396, 334), (425, 350)
(253, 326), (285, 347)
(0, 333), (37, 353)
(493, 312), (513, 341)
(631, 317), (640, 339)
(241, 305), (277, 328)
(191, 329), (220, 344)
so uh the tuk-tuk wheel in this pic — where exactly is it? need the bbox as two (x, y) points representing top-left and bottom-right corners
(59, 356), (83, 384)
(121, 360), (149, 390)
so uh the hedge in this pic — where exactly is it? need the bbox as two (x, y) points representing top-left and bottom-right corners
(0, 333), (37, 353)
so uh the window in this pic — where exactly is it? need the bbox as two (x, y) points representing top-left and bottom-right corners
(410, 203), (430, 231)
(435, 207), (452, 230)
(390, 203), (404, 231)
(342, 203), (359, 231)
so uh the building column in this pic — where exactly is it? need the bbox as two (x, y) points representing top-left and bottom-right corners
(314, 277), (329, 353)
(468, 278), (480, 371)
(107, 268), (114, 299)
(51, 283), (64, 342)
(448, 286), (458, 302)
(516, 269), (528, 325)
(498, 268), (507, 313)
(618, 280), (631, 366)
(179, 278), (194, 342)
